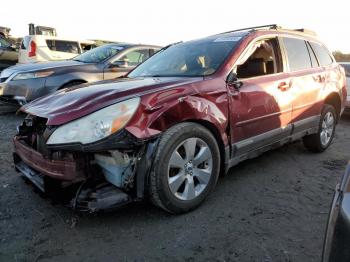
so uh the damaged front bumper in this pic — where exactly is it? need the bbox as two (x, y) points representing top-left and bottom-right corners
(13, 119), (159, 213)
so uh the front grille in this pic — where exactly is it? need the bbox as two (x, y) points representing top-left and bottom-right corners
(0, 77), (8, 83)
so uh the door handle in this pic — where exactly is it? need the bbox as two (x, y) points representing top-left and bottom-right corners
(313, 75), (325, 83)
(278, 81), (291, 91)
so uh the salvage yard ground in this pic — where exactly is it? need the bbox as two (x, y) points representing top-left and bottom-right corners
(0, 113), (350, 262)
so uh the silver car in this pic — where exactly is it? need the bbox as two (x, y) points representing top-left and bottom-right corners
(0, 43), (160, 106)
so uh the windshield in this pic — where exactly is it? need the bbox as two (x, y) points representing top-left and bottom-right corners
(129, 37), (241, 77)
(73, 45), (125, 63)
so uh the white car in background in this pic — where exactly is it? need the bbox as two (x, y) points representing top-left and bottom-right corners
(18, 35), (96, 63)
(340, 63), (350, 113)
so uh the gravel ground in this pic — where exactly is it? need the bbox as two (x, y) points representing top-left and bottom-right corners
(0, 113), (349, 262)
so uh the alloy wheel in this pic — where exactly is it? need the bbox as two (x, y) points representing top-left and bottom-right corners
(167, 137), (213, 201)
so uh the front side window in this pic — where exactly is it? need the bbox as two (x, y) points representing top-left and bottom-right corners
(236, 38), (282, 79)
(72, 45), (125, 63)
(46, 40), (79, 54)
(283, 37), (312, 71)
(119, 49), (150, 66)
(310, 42), (333, 67)
(129, 37), (240, 77)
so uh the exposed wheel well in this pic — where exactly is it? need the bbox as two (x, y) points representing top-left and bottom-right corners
(59, 80), (87, 90)
(324, 93), (341, 120)
(186, 120), (226, 175)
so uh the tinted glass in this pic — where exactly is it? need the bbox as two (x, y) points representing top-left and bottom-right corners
(46, 40), (79, 54)
(129, 37), (240, 77)
(283, 38), (312, 71)
(310, 42), (333, 66)
(73, 44), (125, 63)
(119, 49), (150, 66)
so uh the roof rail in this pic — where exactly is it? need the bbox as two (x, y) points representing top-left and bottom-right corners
(213, 24), (279, 36)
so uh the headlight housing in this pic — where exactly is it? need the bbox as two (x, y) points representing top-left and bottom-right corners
(47, 97), (140, 145)
(12, 71), (54, 81)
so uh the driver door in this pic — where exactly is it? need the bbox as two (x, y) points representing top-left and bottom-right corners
(103, 48), (151, 80)
(229, 37), (293, 156)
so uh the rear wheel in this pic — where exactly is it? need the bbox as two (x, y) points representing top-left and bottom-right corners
(303, 104), (336, 153)
(149, 122), (220, 214)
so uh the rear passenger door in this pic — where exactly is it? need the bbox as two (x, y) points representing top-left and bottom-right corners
(282, 37), (325, 133)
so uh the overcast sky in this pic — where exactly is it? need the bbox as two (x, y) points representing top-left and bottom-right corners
(1, 0), (349, 52)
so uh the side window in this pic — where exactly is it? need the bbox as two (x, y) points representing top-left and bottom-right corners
(283, 37), (312, 71)
(21, 36), (31, 50)
(119, 49), (150, 66)
(306, 42), (319, 68)
(236, 38), (282, 79)
(46, 40), (79, 54)
(309, 42), (333, 67)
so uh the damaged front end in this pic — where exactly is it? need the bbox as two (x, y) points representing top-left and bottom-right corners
(13, 115), (159, 212)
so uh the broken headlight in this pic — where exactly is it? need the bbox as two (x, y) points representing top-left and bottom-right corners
(47, 97), (140, 145)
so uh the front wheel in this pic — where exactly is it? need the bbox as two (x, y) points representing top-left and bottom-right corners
(303, 104), (336, 153)
(149, 122), (221, 214)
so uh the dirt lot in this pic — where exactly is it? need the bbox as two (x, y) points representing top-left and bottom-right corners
(0, 113), (349, 262)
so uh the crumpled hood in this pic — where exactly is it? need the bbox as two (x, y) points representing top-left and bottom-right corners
(21, 77), (201, 125)
(0, 60), (86, 79)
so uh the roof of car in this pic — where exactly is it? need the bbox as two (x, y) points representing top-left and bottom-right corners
(212, 24), (320, 42)
(103, 43), (161, 49)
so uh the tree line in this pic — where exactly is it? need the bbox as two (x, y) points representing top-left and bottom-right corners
(333, 51), (350, 62)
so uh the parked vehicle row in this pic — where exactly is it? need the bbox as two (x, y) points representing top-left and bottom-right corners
(18, 35), (96, 64)
(12, 25), (347, 215)
(0, 43), (160, 105)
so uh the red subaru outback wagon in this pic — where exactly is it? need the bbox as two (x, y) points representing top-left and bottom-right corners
(13, 25), (347, 214)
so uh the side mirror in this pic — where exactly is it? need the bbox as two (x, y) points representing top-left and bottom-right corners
(110, 60), (129, 68)
(226, 72), (243, 90)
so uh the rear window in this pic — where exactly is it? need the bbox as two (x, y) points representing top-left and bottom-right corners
(21, 36), (32, 50)
(283, 37), (312, 71)
(310, 42), (333, 66)
(46, 40), (79, 54)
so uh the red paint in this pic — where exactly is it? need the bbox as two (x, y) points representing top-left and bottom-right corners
(20, 29), (346, 150)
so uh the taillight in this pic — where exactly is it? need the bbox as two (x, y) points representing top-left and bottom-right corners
(28, 41), (36, 57)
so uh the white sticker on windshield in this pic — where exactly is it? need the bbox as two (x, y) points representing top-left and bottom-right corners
(214, 36), (242, 42)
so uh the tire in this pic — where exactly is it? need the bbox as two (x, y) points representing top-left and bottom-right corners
(149, 122), (221, 214)
(303, 104), (336, 153)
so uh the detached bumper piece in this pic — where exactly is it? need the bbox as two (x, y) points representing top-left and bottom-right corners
(72, 183), (131, 213)
(15, 160), (45, 192)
